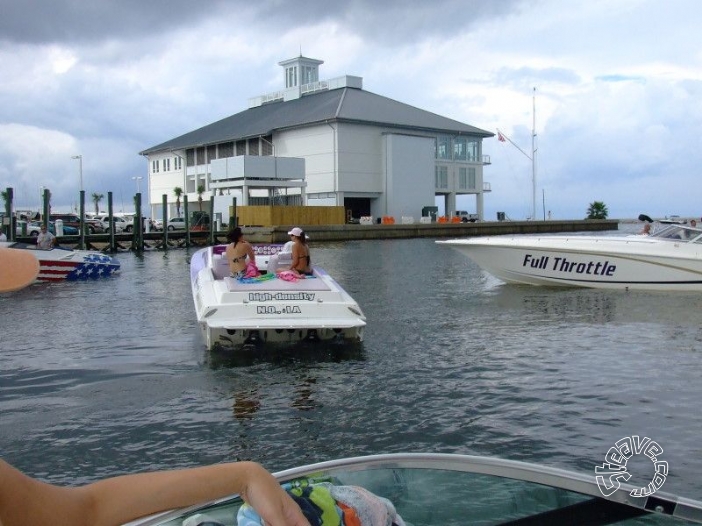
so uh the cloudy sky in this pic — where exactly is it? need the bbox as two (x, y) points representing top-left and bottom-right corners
(1, 0), (701, 220)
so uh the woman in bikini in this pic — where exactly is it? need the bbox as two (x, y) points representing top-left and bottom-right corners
(226, 227), (256, 278)
(288, 227), (312, 276)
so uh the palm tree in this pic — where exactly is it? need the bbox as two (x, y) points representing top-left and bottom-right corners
(1, 189), (9, 214)
(196, 184), (205, 211)
(586, 201), (609, 219)
(91, 192), (104, 215)
(174, 187), (183, 217)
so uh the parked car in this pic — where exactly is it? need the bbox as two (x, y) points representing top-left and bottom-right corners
(16, 220), (78, 237)
(49, 221), (79, 235)
(166, 217), (186, 231)
(95, 215), (129, 233)
(151, 219), (163, 231)
(15, 220), (41, 237)
(455, 210), (479, 223)
(50, 213), (105, 234)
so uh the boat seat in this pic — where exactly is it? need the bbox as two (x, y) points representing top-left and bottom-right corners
(211, 253), (231, 280)
(267, 251), (292, 274)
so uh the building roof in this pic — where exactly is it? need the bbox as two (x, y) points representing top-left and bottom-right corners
(140, 87), (494, 155)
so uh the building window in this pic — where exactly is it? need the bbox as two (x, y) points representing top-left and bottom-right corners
(174, 156), (182, 171)
(163, 158), (170, 172)
(247, 138), (259, 156)
(196, 147), (206, 165)
(435, 166), (448, 189)
(151, 160), (159, 173)
(301, 66), (317, 85)
(286, 66), (298, 88)
(186, 149), (195, 167)
(454, 137), (467, 161)
(236, 140), (246, 156)
(261, 135), (273, 156)
(436, 136), (451, 160)
(458, 167), (467, 189)
(207, 145), (217, 163)
(467, 139), (479, 162)
(219, 142), (234, 158)
(468, 167), (476, 189)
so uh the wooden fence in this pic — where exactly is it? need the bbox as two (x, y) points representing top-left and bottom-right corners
(233, 206), (346, 227)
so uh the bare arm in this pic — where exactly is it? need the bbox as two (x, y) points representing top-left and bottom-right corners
(246, 242), (256, 265)
(0, 459), (309, 526)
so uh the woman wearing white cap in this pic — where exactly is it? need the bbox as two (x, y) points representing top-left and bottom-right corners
(287, 227), (312, 276)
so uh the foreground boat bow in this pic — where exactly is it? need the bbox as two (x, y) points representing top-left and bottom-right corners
(127, 453), (702, 525)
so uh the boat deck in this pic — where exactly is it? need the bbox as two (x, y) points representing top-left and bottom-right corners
(222, 270), (332, 292)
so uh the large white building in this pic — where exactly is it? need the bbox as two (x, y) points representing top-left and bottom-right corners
(140, 56), (494, 223)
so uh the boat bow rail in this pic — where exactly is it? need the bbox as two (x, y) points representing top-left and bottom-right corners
(128, 453), (702, 525)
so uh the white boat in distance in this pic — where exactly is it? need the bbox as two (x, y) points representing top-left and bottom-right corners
(437, 223), (702, 291)
(190, 244), (365, 348)
(127, 453), (702, 525)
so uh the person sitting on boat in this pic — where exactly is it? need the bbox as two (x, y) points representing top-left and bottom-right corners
(639, 223), (651, 235)
(287, 227), (313, 276)
(226, 227), (256, 279)
(0, 458), (310, 526)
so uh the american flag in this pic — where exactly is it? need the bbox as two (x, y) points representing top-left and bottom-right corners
(497, 131), (507, 142)
(38, 253), (120, 282)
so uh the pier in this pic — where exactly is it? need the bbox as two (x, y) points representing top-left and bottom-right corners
(14, 219), (619, 252)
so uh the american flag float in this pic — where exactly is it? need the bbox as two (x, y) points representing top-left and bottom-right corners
(1, 242), (120, 283)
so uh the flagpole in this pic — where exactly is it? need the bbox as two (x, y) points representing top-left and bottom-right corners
(496, 87), (538, 220)
(532, 87), (537, 221)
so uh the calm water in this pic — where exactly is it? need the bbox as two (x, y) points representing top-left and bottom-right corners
(2, 224), (702, 501)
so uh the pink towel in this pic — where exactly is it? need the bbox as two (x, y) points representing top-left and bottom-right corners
(245, 261), (260, 278)
(276, 270), (299, 281)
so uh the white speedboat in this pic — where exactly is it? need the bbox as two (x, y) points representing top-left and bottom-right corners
(0, 241), (120, 283)
(437, 224), (702, 291)
(126, 453), (702, 525)
(190, 244), (365, 348)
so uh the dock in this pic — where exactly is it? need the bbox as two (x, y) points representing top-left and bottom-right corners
(14, 219), (619, 252)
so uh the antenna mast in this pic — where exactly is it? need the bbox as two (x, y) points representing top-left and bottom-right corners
(531, 87), (537, 221)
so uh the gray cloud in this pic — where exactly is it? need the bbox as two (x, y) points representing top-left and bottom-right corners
(0, 0), (226, 44)
(1, 0), (527, 45)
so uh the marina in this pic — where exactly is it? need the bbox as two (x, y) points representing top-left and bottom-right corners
(2, 225), (702, 508)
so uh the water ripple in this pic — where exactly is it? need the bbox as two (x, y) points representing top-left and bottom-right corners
(1, 236), (701, 497)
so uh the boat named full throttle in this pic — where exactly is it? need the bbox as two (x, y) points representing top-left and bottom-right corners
(523, 254), (617, 277)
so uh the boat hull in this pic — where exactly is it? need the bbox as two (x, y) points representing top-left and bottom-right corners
(1, 242), (120, 283)
(438, 233), (702, 291)
(191, 245), (365, 348)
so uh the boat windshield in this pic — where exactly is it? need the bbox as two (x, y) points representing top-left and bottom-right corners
(133, 454), (702, 525)
(650, 224), (702, 243)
